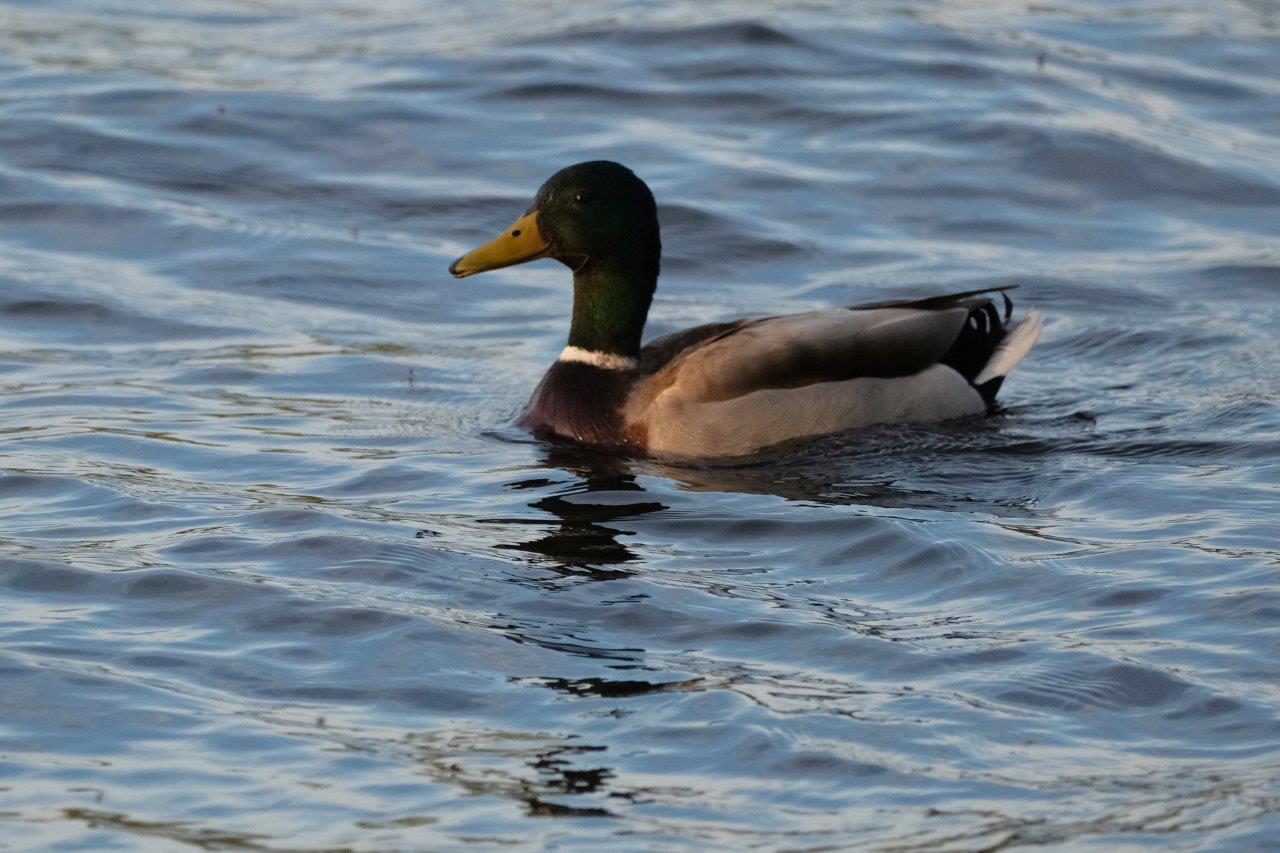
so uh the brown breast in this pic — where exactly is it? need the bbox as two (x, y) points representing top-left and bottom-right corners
(519, 361), (647, 451)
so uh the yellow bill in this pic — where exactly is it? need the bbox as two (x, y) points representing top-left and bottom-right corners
(449, 210), (548, 278)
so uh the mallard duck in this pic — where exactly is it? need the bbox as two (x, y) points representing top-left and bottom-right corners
(450, 161), (1042, 458)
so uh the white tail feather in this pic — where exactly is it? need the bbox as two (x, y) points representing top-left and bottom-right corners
(975, 309), (1043, 385)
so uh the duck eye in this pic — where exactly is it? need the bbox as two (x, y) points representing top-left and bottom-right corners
(573, 190), (592, 206)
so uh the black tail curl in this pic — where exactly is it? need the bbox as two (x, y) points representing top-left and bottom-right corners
(939, 291), (1014, 408)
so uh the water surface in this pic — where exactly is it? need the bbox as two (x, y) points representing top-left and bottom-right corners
(1, 0), (1279, 848)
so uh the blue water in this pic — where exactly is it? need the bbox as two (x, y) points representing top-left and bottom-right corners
(1, 1), (1278, 848)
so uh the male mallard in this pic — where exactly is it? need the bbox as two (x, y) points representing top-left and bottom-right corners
(450, 161), (1042, 458)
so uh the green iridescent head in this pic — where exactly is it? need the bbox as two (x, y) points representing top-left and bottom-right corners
(450, 161), (661, 357)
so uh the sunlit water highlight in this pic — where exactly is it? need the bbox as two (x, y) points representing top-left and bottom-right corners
(1, 0), (1278, 848)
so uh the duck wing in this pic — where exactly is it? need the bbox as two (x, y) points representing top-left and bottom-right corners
(639, 319), (750, 375)
(642, 287), (1019, 404)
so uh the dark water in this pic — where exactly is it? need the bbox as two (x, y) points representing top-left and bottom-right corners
(2, 0), (1279, 848)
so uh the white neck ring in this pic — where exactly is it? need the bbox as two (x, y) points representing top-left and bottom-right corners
(558, 346), (638, 371)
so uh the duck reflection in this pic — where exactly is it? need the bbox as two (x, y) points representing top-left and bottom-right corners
(636, 440), (941, 509)
(640, 423), (1044, 517)
(498, 423), (1037, 580)
(496, 444), (666, 578)
(396, 728), (616, 819)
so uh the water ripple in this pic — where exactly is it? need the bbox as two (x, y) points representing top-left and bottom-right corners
(1, 0), (1278, 848)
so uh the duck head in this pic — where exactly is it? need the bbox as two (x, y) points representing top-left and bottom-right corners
(450, 161), (661, 360)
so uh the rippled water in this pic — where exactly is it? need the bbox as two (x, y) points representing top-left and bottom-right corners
(2, 0), (1278, 848)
